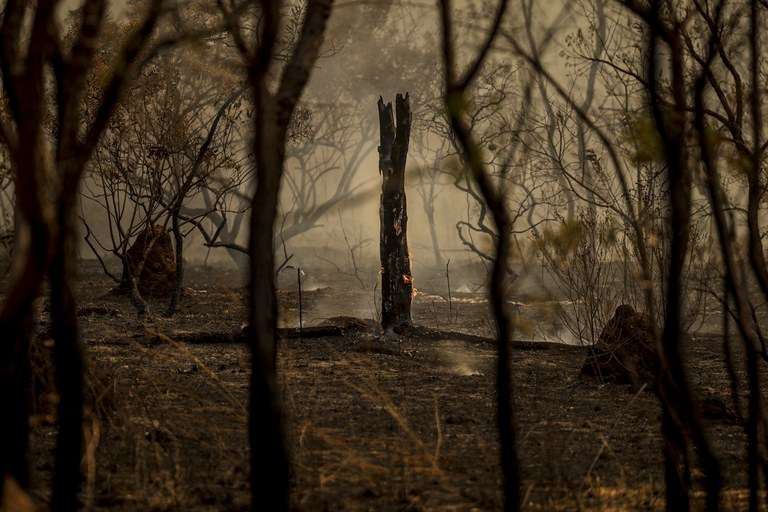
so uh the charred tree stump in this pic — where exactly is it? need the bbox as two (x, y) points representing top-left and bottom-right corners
(378, 93), (413, 331)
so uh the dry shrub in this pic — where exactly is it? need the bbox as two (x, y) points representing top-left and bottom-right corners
(536, 207), (716, 345)
(535, 210), (624, 345)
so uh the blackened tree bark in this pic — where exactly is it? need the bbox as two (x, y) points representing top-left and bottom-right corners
(378, 93), (413, 331)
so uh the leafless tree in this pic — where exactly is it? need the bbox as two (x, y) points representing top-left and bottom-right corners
(437, 1), (522, 510)
(411, 135), (449, 268)
(218, 0), (334, 508)
(82, 41), (246, 315)
(0, 0), (171, 509)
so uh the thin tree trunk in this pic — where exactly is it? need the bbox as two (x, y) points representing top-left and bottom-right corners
(248, 68), (289, 511)
(436, 2), (519, 508)
(168, 208), (183, 316)
(0, 311), (34, 492)
(248, 189), (288, 511)
(491, 213), (520, 512)
(246, 2), (290, 504)
(0, 201), (52, 499)
(647, 18), (722, 510)
(660, 406), (690, 510)
(120, 254), (148, 317)
(241, 2), (333, 508)
(49, 204), (85, 512)
(378, 93), (413, 331)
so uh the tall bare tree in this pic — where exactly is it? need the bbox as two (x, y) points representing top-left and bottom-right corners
(436, 1), (522, 510)
(218, 0), (334, 508)
(0, 0), (169, 509)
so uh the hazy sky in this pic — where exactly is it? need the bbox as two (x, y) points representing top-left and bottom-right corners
(56, 0), (575, 263)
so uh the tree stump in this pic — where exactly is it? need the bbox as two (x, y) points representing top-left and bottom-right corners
(378, 93), (412, 330)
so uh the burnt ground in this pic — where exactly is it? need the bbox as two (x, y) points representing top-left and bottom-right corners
(12, 260), (763, 511)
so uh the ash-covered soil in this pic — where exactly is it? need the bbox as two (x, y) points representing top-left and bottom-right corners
(12, 261), (760, 511)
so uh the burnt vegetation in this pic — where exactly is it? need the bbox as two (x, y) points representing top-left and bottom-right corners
(2, 0), (768, 511)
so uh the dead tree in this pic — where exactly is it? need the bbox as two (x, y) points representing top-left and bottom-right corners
(378, 93), (413, 330)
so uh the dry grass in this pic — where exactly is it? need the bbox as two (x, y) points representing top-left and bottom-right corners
(20, 264), (763, 511)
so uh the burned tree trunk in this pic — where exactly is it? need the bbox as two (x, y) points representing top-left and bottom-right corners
(378, 93), (413, 331)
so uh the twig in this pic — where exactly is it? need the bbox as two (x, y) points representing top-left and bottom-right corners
(433, 397), (443, 473)
(297, 266), (303, 338)
(446, 258), (453, 322)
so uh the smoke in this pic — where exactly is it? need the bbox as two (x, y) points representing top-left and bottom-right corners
(435, 340), (490, 377)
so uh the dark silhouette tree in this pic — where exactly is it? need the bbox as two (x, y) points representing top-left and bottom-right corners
(218, 0), (334, 508)
(436, 1), (521, 510)
(0, 0), (168, 509)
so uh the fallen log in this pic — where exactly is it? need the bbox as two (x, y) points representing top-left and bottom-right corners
(123, 321), (586, 351)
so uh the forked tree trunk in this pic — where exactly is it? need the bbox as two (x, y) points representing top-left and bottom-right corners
(378, 93), (412, 331)
(240, 2), (333, 509)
